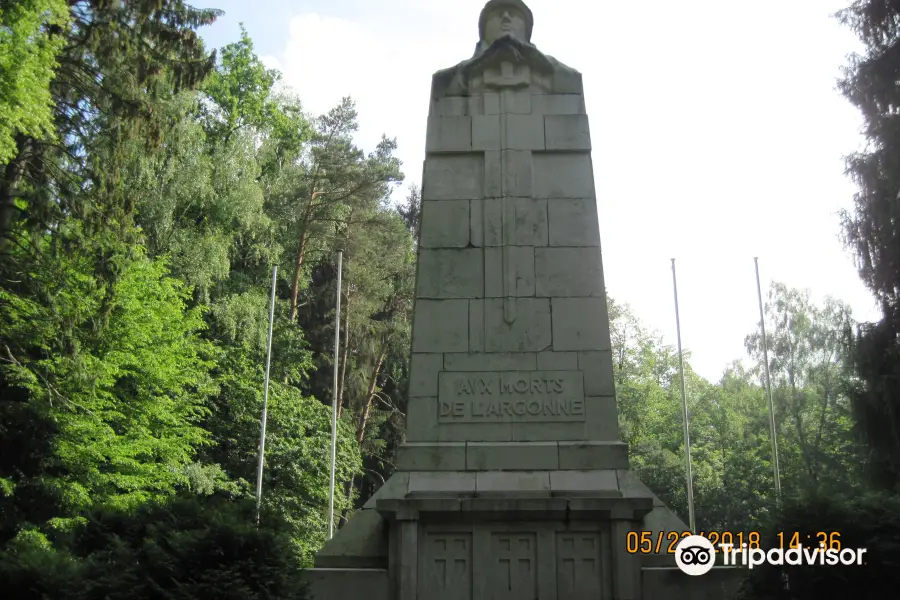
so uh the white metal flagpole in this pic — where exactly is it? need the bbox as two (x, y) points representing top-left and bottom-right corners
(671, 259), (696, 533)
(255, 265), (278, 526)
(754, 257), (782, 503)
(327, 251), (343, 539)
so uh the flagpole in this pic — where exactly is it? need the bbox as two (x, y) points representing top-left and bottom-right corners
(754, 257), (782, 503)
(671, 259), (696, 533)
(327, 251), (343, 539)
(255, 265), (278, 526)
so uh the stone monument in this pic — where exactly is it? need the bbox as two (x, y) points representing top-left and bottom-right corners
(303, 1), (743, 598)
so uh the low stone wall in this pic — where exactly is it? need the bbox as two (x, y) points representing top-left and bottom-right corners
(302, 568), (389, 600)
(642, 566), (745, 600)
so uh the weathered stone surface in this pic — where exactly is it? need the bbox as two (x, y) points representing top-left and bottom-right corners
(444, 352), (536, 371)
(302, 568), (390, 600)
(419, 199), (469, 248)
(584, 395), (620, 440)
(475, 469), (552, 492)
(485, 151), (534, 198)
(512, 197), (548, 245)
(468, 299), (484, 352)
(558, 441), (628, 470)
(416, 248), (484, 298)
(545, 114), (591, 151)
(551, 297), (611, 351)
(548, 198), (601, 247)
(405, 397), (438, 442)
(411, 299), (469, 353)
(485, 246), (534, 297)
(579, 351), (615, 396)
(315, 509), (388, 568)
(506, 114), (545, 150)
(472, 114), (500, 151)
(532, 93), (585, 115)
(535, 247), (603, 297)
(423, 154), (483, 200)
(407, 471), (476, 494)
(536, 351), (578, 370)
(533, 152), (594, 199)
(426, 116), (472, 152)
(432, 96), (467, 116)
(484, 298), (552, 352)
(408, 353), (442, 398)
(550, 470), (618, 492)
(395, 442), (466, 471)
(364, 472), (409, 509)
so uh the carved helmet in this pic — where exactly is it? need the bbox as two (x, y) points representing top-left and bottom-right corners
(478, 0), (534, 43)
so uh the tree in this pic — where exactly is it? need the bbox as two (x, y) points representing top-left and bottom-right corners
(838, 0), (900, 488)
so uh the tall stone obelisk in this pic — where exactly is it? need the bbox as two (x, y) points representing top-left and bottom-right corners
(310, 2), (706, 599)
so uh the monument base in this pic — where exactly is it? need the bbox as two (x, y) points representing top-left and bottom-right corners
(307, 460), (742, 599)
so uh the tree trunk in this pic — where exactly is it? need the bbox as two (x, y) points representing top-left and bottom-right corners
(336, 290), (351, 419)
(356, 348), (387, 446)
(0, 135), (30, 251)
(288, 229), (309, 323)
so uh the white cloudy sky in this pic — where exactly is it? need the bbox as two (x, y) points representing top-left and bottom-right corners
(197, 0), (880, 381)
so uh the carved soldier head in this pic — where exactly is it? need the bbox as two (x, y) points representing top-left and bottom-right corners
(478, 0), (534, 45)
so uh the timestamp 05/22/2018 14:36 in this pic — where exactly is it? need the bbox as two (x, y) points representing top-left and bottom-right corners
(625, 531), (843, 554)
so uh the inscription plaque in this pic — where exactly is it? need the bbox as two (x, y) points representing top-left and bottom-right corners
(437, 370), (585, 423)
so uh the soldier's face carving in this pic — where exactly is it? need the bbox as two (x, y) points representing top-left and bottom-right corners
(483, 7), (527, 44)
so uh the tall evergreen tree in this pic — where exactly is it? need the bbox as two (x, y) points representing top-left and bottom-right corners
(838, 0), (900, 488)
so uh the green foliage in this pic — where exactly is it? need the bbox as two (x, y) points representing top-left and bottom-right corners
(0, 0), (69, 165)
(735, 492), (900, 600)
(0, 496), (310, 600)
(838, 0), (900, 487)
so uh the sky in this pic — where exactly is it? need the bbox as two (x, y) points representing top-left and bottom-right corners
(195, 0), (880, 381)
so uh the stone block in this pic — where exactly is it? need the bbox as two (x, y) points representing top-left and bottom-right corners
(469, 299), (484, 352)
(616, 470), (658, 503)
(426, 116), (472, 152)
(432, 96), (467, 116)
(484, 151), (502, 198)
(552, 70), (584, 94)
(395, 442), (466, 471)
(481, 198), (503, 245)
(443, 352), (536, 371)
(419, 199), (470, 248)
(550, 470), (619, 492)
(416, 248), (484, 298)
(548, 198), (601, 247)
(408, 353), (443, 398)
(472, 115), (500, 151)
(302, 568), (390, 600)
(438, 421), (513, 442)
(579, 351), (615, 396)
(474, 469), (552, 491)
(484, 298), (552, 352)
(533, 152), (594, 199)
(585, 396), (620, 440)
(485, 246), (535, 297)
(423, 155), (484, 200)
(532, 94), (585, 115)
(468, 443), (559, 470)
(558, 441), (629, 470)
(484, 91), (500, 114)
(551, 297), (610, 351)
(407, 471), (476, 494)
(412, 299), (469, 353)
(315, 509), (389, 569)
(535, 247), (604, 297)
(512, 421), (585, 442)
(501, 88), (531, 114)
(545, 114), (591, 151)
(642, 566), (746, 600)
(503, 150), (533, 197)
(506, 114), (545, 150)
(512, 197), (548, 245)
(470, 199), (484, 246)
(468, 95), (484, 115)
(537, 351), (578, 370)
(406, 397), (438, 442)
(364, 472), (410, 509)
